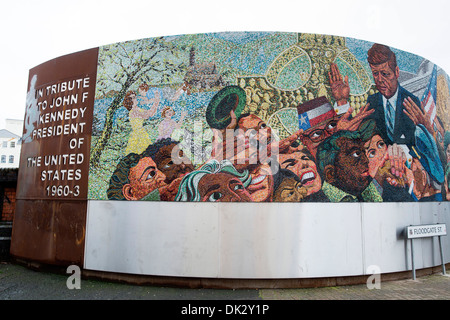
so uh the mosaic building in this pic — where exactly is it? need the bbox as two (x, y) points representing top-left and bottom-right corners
(10, 32), (450, 287)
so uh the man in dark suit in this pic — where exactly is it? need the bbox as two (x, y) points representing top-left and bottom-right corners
(366, 45), (444, 191)
(366, 43), (421, 147)
(328, 44), (444, 199)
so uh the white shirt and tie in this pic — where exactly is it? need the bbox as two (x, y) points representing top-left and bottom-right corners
(382, 88), (398, 141)
(381, 88), (415, 191)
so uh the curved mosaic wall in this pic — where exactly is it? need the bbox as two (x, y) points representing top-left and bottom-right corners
(83, 32), (449, 203)
(12, 31), (450, 282)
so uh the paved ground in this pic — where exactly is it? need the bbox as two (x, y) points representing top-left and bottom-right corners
(1, 261), (449, 301)
(261, 274), (450, 300)
(1, 261), (449, 318)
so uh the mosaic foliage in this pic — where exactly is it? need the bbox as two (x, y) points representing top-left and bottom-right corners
(88, 32), (450, 203)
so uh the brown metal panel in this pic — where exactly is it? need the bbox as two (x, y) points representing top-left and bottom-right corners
(11, 47), (98, 265)
(17, 47), (98, 201)
(10, 200), (87, 265)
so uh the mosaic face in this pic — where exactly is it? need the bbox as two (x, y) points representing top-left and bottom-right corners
(273, 177), (308, 202)
(198, 172), (252, 202)
(153, 143), (194, 183)
(237, 114), (273, 146)
(279, 149), (321, 196)
(246, 163), (275, 202)
(364, 134), (388, 178)
(301, 118), (339, 158)
(333, 137), (371, 194)
(369, 62), (399, 99)
(123, 157), (167, 200)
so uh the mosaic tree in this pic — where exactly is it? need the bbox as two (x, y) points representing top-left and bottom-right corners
(90, 37), (185, 167)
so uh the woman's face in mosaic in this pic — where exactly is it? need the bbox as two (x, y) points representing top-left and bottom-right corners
(279, 149), (322, 196)
(364, 134), (388, 177)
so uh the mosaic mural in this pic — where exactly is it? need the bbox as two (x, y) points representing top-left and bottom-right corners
(87, 32), (450, 203)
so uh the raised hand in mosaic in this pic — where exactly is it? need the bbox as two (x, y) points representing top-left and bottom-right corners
(329, 63), (350, 106)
